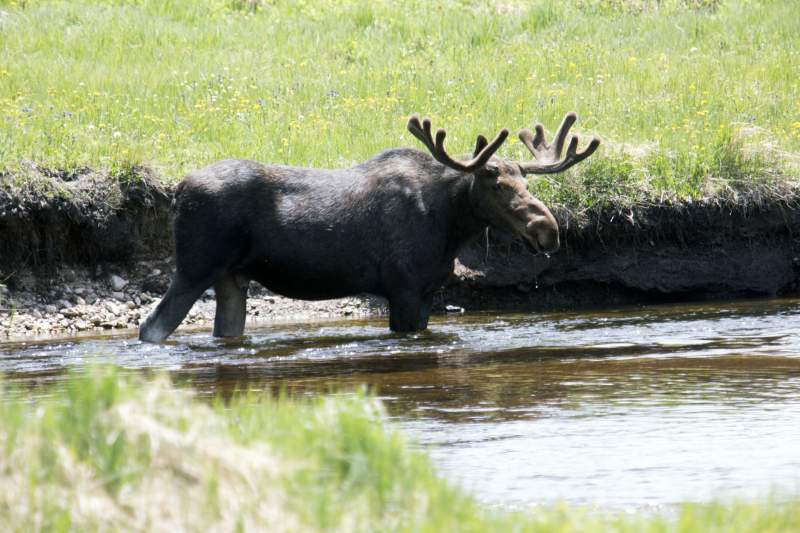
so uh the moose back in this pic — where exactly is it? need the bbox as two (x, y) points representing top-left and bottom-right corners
(139, 113), (599, 342)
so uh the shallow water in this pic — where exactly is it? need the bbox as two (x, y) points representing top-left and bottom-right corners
(3, 298), (800, 509)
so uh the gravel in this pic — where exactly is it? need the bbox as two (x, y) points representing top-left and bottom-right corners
(1, 259), (387, 340)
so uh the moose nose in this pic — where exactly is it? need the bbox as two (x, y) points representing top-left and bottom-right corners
(527, 218), (560, 254)
(539, 231), (560, 254)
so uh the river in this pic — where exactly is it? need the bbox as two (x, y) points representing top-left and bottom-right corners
(2, 298), (800, 510)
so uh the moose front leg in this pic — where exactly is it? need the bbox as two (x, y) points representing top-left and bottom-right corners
(213, 272), (249, 337)
(389, 291), (433, 332)
(139, 272), (213, 342)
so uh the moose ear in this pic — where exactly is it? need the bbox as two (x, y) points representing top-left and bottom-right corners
(482, 161), (500, 175)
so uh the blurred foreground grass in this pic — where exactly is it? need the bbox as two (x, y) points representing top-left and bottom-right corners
(1, 0), (799, 210)
(0, 368), (799, 531)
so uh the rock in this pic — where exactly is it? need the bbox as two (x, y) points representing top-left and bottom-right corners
(57, 299), (72, 310)
(44, 304), (57, 314)
(151, 268), (161, 276)
(110, 274), (128, 291)
(445, 304), (465, 314)
(126, 301), (136, 310)
(62, 307), (82, 318)
(112, 291), (126, 302)
(74, 296), (86, 306)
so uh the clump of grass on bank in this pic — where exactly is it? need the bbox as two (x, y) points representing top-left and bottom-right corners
(1, 368), (799, 531)
(1, 0), (799, 210)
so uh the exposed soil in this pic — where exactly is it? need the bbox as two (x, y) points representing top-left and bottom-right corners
(3, 168), (800, 340)
(445, 202), (800, 311)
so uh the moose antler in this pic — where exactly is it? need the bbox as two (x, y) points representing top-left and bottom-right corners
(407, 115), (509, 172)
(517, 112), (600, 174)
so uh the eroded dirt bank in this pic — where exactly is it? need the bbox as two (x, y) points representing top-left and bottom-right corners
(3, 170), (800, 339)
(445, 202), (800, 311)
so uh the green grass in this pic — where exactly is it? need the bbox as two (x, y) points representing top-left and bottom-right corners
(1, 0), (799, 210)
(1, 368), (799, 531)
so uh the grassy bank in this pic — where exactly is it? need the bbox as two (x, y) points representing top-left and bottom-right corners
(0, 368), (798, 531)
(1, 0), (799, 210)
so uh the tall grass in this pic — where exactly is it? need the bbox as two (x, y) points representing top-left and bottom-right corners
(1, 368), (799, 531)
(1, 0), (799, 208)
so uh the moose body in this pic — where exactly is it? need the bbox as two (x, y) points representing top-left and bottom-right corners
(139, 113), (599, 342)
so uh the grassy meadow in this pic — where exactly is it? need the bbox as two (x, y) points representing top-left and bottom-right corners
(0, 368), (798, 532)
(1, 0), (799, 210)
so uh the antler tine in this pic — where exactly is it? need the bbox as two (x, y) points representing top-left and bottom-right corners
(407, 115), (437, 155)
(517, 112), (601, 175)
(552, 112), (577, 158)
(472, 134), (488, 157)
(407, 114), (509, 172)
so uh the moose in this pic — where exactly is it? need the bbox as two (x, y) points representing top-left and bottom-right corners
(139, 112), (599, 342)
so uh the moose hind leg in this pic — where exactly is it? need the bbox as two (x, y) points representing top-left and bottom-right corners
(213, 273), (249, 337)
(389, 291), (433, 332)
(139, 274), (211, 342)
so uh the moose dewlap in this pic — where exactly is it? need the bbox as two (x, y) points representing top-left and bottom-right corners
(139, 113), (599, 342)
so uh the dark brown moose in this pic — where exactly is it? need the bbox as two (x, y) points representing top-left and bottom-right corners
(139, 112), (599, 342)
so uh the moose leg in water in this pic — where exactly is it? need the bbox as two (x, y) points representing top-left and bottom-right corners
(138, 271), (218, 342)
(213, 273), (249, 337)
(389, 291), (435, 332)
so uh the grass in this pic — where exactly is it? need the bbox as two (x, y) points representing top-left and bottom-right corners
(0, 368), (799, 531)
(1, 0), (799, 211)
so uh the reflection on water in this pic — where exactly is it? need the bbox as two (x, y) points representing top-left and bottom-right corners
(3, 298), (800, 508)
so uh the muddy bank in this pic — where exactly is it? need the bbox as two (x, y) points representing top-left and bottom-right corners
(3, 168), (800, 338)
(445, 201), (800, 310)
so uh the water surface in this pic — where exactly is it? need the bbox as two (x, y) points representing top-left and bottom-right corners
(3, 298), (800, 509)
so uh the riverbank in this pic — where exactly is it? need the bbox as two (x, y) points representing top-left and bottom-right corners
(3, 167), (800, 340)
(0, 258), (385, 341)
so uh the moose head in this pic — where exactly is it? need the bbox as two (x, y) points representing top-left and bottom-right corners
(407, 112), (600, 255)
